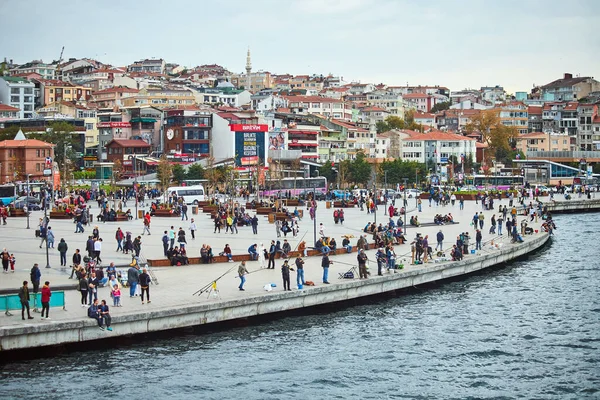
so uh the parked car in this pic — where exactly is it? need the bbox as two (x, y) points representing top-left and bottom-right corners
(11, 200), (41, 211)
(402, 189), (420, 198)
(331, 190), (352, 200)
(15, 196), (40, 204)
(298, 190), (326, 201)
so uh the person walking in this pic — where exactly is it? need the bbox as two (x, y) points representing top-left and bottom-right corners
(57, 238), (68, 267)
(497, 214), (504, 236)
(99, 300), (113, 331)
(142, 212), (151, 235)
(128, 264), (139, 298)
(30, 263), (41, 293)
(478, 213), (485, 230)
(436, 230), (444, 251)
(115, 227), (124, 252)
(86, 236), (95, 258)
(41, 281), (51, 319)
(189, 218), (197, 240)
(93, 238), (103, 263)
(475, 229), (482, 250)
(295, 256), (305, 287)
(139, 268), (152, 304)
(162, 231), (169, 257)
(321, 253), (332, 284)
(181, 203), (188, 221)
(18, 281), (34, 320)
(281, 260), (291, 291)
(46, 227), (55, 248)
(168, 226), (176, 248)
(79, 273), (89, 306)
(238, 261), (249, 291)
(268, 240), (276, 269)
(1, 248), (9, 273)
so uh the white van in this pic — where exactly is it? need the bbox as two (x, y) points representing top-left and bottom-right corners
(167, 185), (205, 204)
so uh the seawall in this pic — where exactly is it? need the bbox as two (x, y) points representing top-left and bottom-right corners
(0, 232), (550, 352)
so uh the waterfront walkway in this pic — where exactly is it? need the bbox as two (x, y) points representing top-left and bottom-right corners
(0, 193), (588, 330)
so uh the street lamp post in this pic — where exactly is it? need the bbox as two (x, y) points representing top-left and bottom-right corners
(26, 174), (30, 229)
(134, 155), (138, 220)
(313, 187), (317, 247)
(384, 170), (388, 216)
(43, 189), (50, 269)
(403, 178), (408, 236)
(372, 171), (377, 226)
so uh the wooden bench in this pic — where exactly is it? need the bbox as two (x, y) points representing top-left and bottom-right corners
(283, 199), (300, 207)
(256, 207), (274, 215)
(153, 209), (179, 217)
(8, 208), (26, 217)
(245, 202), (255, 209)
(49, 211), (73, 219)
(333, 201), (355, 208)
(202, 206), (219, 213)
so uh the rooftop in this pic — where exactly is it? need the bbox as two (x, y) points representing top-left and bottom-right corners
(0, 104), (20, 112)
(107, 139), (151, 147)
(0, 139), (54, 148)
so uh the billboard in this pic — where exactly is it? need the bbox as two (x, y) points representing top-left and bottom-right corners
(268, 131), (287, 150)
(234, 130), (266, 166)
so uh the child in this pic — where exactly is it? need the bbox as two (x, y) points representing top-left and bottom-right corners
(112, 284), (121, 307)
(9, 254), (15, 273)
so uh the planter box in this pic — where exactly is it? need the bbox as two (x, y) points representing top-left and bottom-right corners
(49, 211), (72, 219)
(153, 209), (179, 217)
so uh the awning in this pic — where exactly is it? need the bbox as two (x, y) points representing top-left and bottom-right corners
(130, 117), (157, 123)
(289, 143), (318, 147)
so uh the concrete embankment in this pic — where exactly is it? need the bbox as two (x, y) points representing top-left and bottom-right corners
(0, 232), (550, 352)
(542, 198), (600, 213)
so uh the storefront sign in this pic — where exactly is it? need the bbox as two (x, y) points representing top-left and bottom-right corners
(234, 131), (266, 166)
(97, 122), (132, 128)
(229, 124), (268, 132)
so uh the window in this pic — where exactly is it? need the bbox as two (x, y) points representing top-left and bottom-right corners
(10, 88), (20, 94)
(10, 96), (19, 103)
(85, 123), (94, 130)
(65, 89), (71, 94)
(36, 149), (40, 157)
(36, 163), (40, 172)
(50, 89), (54, 93)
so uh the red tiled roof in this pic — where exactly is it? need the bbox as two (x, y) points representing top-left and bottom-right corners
(517, 132), (547, 139)
(94, 86), (139, 94)
(563, 102), (578, 111)
(0, 139), (54, 148)
(401, 130), (476, 141)
(414, 112), (436, 119)
(0, 104), (20, 112)
(106, 139), (150, 147)
(593, 116), (600, 124)
(402, 93), (429, 99)
(36, 79), (73, 87)
(527, 106), (542, 115)
(361, 106), (388, 113)
(476, 142), (488, 148)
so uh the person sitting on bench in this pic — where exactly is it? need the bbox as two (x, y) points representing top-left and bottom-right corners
(342, 237), (352, 253)
(248, 244), (258, 260)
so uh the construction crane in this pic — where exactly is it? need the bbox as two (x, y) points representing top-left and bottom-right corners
(55, 46), (64, 79)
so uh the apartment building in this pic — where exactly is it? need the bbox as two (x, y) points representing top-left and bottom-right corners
(540, 73), (600, 101)
(9, 61), (56, 80)
(0, 77), (35, 118)
(497, 102), (528, 135)
(128, 59), (166, 74)
(284, 95), (351, 120)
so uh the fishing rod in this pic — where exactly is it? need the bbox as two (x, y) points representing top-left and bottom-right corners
(192, 264), (238, 296)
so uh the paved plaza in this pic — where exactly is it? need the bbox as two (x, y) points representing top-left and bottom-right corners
(0, 192), (576, 329)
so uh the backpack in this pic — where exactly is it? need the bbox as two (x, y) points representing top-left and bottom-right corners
(87, 305), (97, 318)
(343, 271), (354, 279)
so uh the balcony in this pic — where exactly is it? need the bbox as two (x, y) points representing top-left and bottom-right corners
(268, 149), (303, 161)
(527, 150), (600, 162)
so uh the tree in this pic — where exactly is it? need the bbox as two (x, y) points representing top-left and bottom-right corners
(349, 151), (371, 186)
(385, 115), (405, 130)
(430, 101), (451, 113)
(376, 121), (389, 134)
(186, 163), (205, 180)
(156, 154), (172, 201)
(465, 109), (517, 167)
(172, 164), (186, 184)
(318, 162), (337, 184)
(338, 159), (351, 188)
(378, 159), (426, 186)
(204, 156), (219, 195)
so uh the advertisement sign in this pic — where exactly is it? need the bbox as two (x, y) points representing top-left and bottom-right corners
(97, 122), (132, 128)
(229, 124), (268, 132)
(268, 131), (287, 150)
(440, 166), (448, 183)
(234, 130), (265, 166)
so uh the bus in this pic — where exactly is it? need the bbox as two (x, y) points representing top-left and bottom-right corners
(0, 184), (16, 206)
(465, 175), (524, 190)
(260, 177), (328, 198)
(167, 185), (206, 204)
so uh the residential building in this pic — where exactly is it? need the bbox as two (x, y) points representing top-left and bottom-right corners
(287, 75), (325, 91)
(402, 93), (443, 113)
(97, 111), (132, 161)
(480, 86), (505, 104)
(449, 89), (481, 105)
(540, 73), (600, 101)
(0, 104), (20, 119)
(318, 124), (347, 163)
(33, 79), (92, 107)
(283, 95), (351, 120)
(196, 86), (251, 107)
(359, 106), (390, 123)
(435, 109), (480, 133)
(105, 139), (151, 175)
(449, 99), (491, 110)
(128, 59), (166, 74)
(515, 132), (571, 155)
(9, 61), (56, 80)
(577, 103), (598, 151)
(251, 91), (288, 113)
(560, 102), (579, 137)
(285, 120), (320, 161)
(121, 87), (196, 108)
(320, 87), (349, 100)
(0, 77), (35, 118)
(406, 85), (450, 97)
(527, 105), (543, 133)
(127, 106), (164, 151)
(345, 83), (376, 95)
(413, 112), (437, 129)
(374, 132), (390, 159)
(497, 102), (528, 134)
(230, 71), (273, 92)
(0, 135), (55, 183)
(593, 112), (600, 150)
(366, 91), (411, 117)
(318, 117), (372, 159)
(90, 86), (139, 108)
(399, 130), (476, 174)
(163, 108), (212, 157)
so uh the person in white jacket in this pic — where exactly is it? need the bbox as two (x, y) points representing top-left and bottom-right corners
(258, 243), (266, 268)
(189, 219), (197, 240)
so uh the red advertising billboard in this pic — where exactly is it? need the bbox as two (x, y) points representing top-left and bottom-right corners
(229, 124), (268, 132)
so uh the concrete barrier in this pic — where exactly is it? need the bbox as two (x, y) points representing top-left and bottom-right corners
(0, 233), (549, 352)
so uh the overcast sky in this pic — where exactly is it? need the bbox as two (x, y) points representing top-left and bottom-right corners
(1, 0), (598, 93)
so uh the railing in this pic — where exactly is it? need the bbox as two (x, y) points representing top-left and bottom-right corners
(528, 151), (600, 159)
(268, 149), (303, 161)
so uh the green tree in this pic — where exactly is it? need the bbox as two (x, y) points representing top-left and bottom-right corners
(430, 101), (451, 113)
(465, 109), (517, 166)
(318, 162), (337, 184)
(379, 159), (426, 186)
(186, 163), (205, 180)
(385, 115), (405, 130)
(376, 121), (389, 134)
(156, 154), (173, 200)
(172, 164), (186, 184)
(349, 151), (371, 186)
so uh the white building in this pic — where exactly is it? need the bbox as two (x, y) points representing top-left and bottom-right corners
(9, 61), (56, 80)
(251, 93), (288, 113)
(284, 95), (352, 120)
(0, 77), (36, 119)
(374, 132), (390, 159)
(399, 130), (476, 166)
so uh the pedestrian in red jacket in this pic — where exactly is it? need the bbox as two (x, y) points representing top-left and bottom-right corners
(41, 281), (51, 319)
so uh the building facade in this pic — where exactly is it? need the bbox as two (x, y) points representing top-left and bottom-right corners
(0, 77), (35, 119)
(0, 138), (54, 183)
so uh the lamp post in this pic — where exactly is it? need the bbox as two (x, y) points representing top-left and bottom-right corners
(313, 186), (317, 247)
(133, 155), (138, 220)
(384, 170), (388, 216)
(26, 174), (31, 229)
(43, 189), (50, 269)
(372, 171), (377, 226)
(403, 177), (408, 236)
